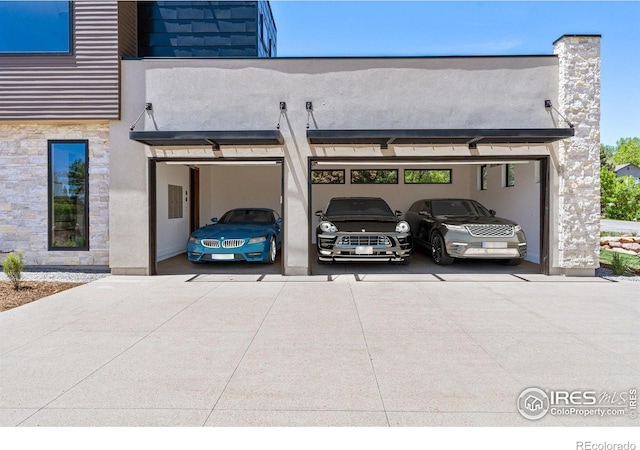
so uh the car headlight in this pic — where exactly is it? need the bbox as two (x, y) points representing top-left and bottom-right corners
(444, 223), (468, 232)
(188, 236), (200, 244)
(319, 221), (338, 233)
(248, 235), (267, 244)
(514, 225), (522, 232)
(395, 221), (410, 233)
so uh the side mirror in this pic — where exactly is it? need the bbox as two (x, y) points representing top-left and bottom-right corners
(211, 217), (218, 223)
(276, 217), (283, 224)
(489, 210), (496, 217)
(395, 210), (403, 217)
(419, 210), (432, 218)
(315, 210), (323, 218)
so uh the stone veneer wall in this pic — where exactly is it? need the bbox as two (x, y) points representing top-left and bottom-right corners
(554, 35), (601, 271)
(0, 122), (109, 267)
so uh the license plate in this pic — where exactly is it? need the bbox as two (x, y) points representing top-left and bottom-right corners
(482, 242), (508, 249)
(355, 246), (374, 255)
(211, 254), (234, 260)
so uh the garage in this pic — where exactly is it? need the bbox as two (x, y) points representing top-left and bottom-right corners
(150, 158), (284, 275)
(308, 153), (552, 276)
(111, 45), (599, 277)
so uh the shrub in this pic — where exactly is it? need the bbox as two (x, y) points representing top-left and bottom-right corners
(610, 251), (630, 276)
(3, 251), (24, 290)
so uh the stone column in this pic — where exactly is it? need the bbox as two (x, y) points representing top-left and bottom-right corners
(553, 35), (601, 275)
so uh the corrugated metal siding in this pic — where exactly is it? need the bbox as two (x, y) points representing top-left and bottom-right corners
(0, 2), (120, 120)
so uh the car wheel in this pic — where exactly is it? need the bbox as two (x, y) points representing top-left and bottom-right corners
(431, 232), (454, 265)
(399, 256), (412, 266)
(498, 258), (523, 266)
(262, 237), (276, 264)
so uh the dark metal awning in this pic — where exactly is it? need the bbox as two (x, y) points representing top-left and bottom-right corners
(307, 128), (574, 148)
(129, 130), (284, 147)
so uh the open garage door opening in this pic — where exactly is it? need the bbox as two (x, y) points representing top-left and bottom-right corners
(308, 157), (548, 276)
(151, 159), (284, 275)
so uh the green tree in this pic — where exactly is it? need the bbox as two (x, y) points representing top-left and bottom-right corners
(601, 170), (640, 221)
(611, 137), (640, 167)
(600, 144), (615, 171)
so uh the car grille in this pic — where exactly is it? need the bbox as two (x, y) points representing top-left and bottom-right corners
(201, 239), (220, 248)
(337, 235), (392, 247)
(465, 224), (515, 238)
(222, 239), (245, 248)
(200, 239), (245, 248)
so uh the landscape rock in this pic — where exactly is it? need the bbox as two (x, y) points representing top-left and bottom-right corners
(609, 248), (638, 256)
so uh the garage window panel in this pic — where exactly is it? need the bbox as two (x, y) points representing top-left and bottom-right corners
(479, 165), (488, 191)
(351, 169), (398, 184)
(404, 169), (452, 184)
(311, 170), (345, 184)
(504, 163), (516, 187)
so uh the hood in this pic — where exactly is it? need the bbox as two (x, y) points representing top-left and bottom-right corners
(191, 223), (273, 239)
(321, 216), (401, 232)
(437, 215), (517, 226)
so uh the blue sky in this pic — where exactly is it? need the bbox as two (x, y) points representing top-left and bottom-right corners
(270, 1), (640, 146)
(0, 1), (636, 146)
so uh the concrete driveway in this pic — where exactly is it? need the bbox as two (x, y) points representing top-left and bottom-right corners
(0, 274), (638, 427)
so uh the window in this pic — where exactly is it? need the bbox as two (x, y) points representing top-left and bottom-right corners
(351, 169), (398, 184)
(505, 163), (515, 187)
(168, 185), (183, 219)
(404, 169), (452, 184)
(311, 170), (345, 184)
(0, 1), (71, 54)
(479, 165), (488, 191)
(48, 141), (88, 250)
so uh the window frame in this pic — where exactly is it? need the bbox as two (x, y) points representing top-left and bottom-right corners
(479, 165), (488, 191)
(403, 169), (452, 184)
(505, 163), (516, 187)
(311, 169), (346, 184)
(0, 1), (73, 56)
(350, 169), (399, 185)
(48, 139), (89, 251)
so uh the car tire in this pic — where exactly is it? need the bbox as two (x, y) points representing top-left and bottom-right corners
(262, 237), (277, 264)
(431, 232), (454, 265)
(498, 258), (523, 266)
(399, 256), (412, 266)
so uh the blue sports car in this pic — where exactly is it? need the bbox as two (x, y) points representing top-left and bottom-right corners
(187, 208), (282, 264)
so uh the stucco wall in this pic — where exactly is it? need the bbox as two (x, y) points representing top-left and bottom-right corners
(156, 162), (190, 261)
(471, 162), (541, 263)
(0, 122), (110, 267)
(112, 55), (576, 275)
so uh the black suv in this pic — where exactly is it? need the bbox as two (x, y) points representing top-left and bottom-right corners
(315, 197), (413, 264)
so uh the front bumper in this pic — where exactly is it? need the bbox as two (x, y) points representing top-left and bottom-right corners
(187, 241), (269, 262)
(442, 229), (527, 259)
(317, 232), (412, 262)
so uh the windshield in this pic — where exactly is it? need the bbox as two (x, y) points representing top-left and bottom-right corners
(326, 198), (394, 217)
(430, 199), (492, 217)
(220, 209), (275, 224)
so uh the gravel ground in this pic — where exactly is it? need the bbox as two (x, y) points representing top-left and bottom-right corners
(0, 268), (110, 283)
(595, 266), (640, 282)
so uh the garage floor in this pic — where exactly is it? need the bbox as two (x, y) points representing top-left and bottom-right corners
(157, 251), (540, 276)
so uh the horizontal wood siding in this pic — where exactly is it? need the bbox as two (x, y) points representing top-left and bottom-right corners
(0, 2), (121, 120)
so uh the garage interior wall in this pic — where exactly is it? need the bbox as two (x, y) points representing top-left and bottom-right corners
(199, 164), (282, 225)
(471, 161), (540, 263)
(156, 162), (190, 261)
